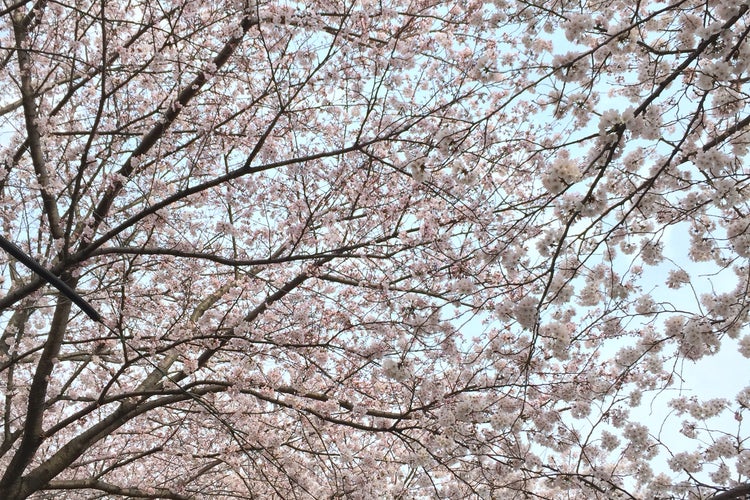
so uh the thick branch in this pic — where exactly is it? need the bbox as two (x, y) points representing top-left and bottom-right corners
(12, 7), (62, 239)
(711, 484), (750, 500)
(88, 14), (259, 236)
(0, 293), (73, 496)
(0, 235), (100, 321)
(45, 479), (190, 500)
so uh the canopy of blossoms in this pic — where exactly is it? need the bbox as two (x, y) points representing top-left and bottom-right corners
(0, 0), (749, 498)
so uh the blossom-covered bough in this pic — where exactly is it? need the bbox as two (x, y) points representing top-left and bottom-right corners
(0, 0), (750, 498)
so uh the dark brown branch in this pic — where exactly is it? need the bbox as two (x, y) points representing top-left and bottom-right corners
(45, 479), (190, 500)
(88, 14), (260, 234)
(0, 235), (100, 322)
(12, 6), (63, 239)
(710, 484), (750, 500)
(0, 295), (73, 496)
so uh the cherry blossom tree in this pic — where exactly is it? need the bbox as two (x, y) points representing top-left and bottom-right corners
(1, 0), (750, 497)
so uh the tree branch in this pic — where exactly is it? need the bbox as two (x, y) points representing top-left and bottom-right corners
(0, 235), (100, 322)
(0, 294), (73, 496)
(12, 6), (62, 239)
(45, 479), (190, 500)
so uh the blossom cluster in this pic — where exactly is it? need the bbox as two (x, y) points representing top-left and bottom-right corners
(541, 155), (582, 194)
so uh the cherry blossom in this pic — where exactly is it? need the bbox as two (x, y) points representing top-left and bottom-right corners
(0, 0), (749, 498)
